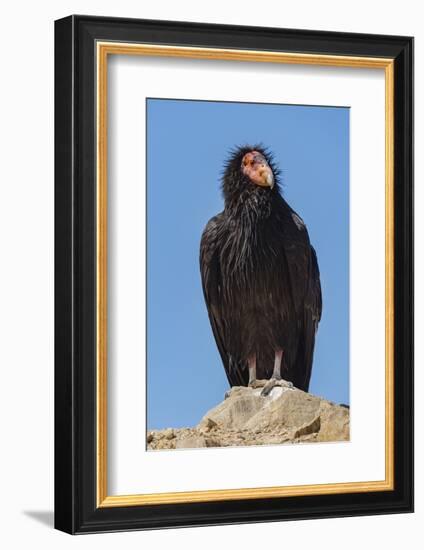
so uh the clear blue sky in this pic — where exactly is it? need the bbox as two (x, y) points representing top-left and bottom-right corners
(146, 98), (349, 430)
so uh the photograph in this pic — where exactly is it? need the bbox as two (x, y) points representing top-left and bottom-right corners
(146, 98), (350, 450)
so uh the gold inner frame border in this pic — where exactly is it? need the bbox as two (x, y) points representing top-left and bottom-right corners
(96, 42), (395, 508)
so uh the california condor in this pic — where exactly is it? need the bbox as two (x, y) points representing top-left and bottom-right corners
(200, 146), (322, 395)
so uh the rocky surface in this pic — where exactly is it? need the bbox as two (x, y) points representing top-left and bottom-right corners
(147, 383), (349, 450)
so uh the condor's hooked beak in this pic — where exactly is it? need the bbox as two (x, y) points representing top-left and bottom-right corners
(241, 151), (274, 189)
(261, 167), (275, 188)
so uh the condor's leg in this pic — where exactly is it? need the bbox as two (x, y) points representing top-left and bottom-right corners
(248, 353), (268, 389)
(261, 350), (293, 396)
(271, 349), (283, 380)
(247, 354), (257, 387)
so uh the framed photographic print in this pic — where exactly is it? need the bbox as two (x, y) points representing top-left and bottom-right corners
(54, 15), (413, 534)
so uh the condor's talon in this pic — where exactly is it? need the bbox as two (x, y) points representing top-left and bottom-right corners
(248, 379), (267, 389)
(260, 378), (279, 396)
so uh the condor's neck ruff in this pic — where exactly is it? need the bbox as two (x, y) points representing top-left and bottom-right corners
(224, 184), (279, 222)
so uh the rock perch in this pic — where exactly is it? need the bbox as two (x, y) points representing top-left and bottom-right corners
(147, 384), (349, 450)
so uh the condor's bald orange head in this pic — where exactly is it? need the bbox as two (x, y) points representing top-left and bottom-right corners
(241, 150), (274, 189)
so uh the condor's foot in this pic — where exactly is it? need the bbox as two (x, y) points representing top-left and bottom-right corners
(260, 378), (294, 397)
(248, 379), (268, 389)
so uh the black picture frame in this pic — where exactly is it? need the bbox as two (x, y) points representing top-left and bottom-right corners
(55, 14), (413, 534)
